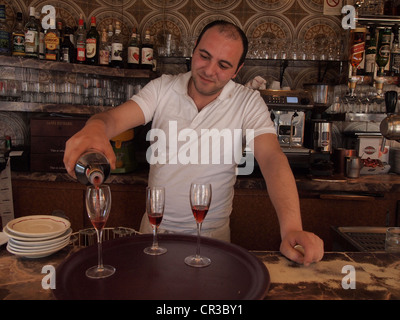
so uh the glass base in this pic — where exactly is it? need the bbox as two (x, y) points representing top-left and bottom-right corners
(144, 246), (167, 256)
(86, 265), (116, 279)
(184, 255), (211, 268)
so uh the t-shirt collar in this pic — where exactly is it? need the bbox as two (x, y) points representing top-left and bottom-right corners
(174, 71), (235, 101)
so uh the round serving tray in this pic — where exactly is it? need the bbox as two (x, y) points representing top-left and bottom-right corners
(53, 234), (270, 300)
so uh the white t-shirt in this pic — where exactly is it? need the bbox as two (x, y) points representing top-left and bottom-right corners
(131, 72), (276, 234)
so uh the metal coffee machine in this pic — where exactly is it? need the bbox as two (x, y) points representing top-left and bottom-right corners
(271, 110), (305, 148)
(260, 89), (314, 172)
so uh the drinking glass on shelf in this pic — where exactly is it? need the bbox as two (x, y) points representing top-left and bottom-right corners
(85, 185), (115, 279)
(144, 186), (167, 255)
(185, 183), (212, 268)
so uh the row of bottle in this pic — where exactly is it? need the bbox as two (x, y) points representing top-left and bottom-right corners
(0, 6), (154, 70)
(350, 24), (400, 78)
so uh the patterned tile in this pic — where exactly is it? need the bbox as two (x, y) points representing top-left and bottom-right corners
(6, 0), (346, 88)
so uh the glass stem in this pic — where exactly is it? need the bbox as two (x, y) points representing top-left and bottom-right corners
(152, 225), (159, 248)
(196, 222), (202, 259)
(97, 228), (104, 270)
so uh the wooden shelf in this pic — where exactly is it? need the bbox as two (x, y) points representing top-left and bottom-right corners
(0, 101), (112, 114)
(0, 55), (155, 79)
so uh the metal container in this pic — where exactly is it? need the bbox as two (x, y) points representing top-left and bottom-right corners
(380, 114), (400, 140)
(313, 120), (332, 153)
(303, 83), (334, 106)
(346, 156), (362, 178)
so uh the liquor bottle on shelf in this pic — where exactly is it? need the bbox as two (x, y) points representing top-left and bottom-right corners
(127, 28), (140, 69)
(60, 26), (75, 63)
(24, 7), (39, 59)
(365, 26), (376, 77)
(57, 21), (64, 45)
(111, 21), (123, 68)
(86, 16), (99, 65)
(141, 30), (153, 70)
(12, 12), (25, 57)
(376, 27), (391, 76)
(99, 28), (109, 66)
(75, 151), (111, 186)
(390, 25), (400, 76)
(349, 27), (366, 76)
(75, 16), (86, 64)
(44, 18), (59, 61)
(107, 24), (113, 65)
(0, 4), (10, 56)
(35, 10), (44, 60)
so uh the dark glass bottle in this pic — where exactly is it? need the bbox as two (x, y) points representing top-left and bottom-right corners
(0, 5), (10, 56)
(390, 25), (400, 76)
(75, 151), (110, 186)
(365, 26), (376, 77)
(127, 28), (140, 69)
(12, 12), (25, 57)
(376, 27), (391, 76)
(98, 28), (109, 66)
(110, 21), (123, 68)
(141, 30), (153, 70)
(44, 18), (59, 61)
(24, 7), (39, 58)
(60, 27), (76, 63)
(85, 16), (99, 65)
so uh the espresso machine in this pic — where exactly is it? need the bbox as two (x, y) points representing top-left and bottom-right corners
(260, 89), (314, 172)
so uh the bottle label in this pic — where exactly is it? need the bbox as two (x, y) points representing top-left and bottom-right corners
(142, 47), (153, 65)
(392, 53), (400, 73)
(365, 53), (376, 73)
(0, 30), (10, 53)
(45, 31), (59, 51)
(350, 42), (365, 54)
(111, 43), (123, 61)
(12, 34), (25, 55)
(86, 38), (97, 58)
(62, 47), (70, 62)
(77, 46), (86, 62)
(128, 47), (140, 64)
(99, 49), (109, 65)
(25, 30), (37, 44)
(379, 44), (390, 57)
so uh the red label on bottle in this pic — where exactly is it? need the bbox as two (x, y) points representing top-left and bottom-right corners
(77, 47), (86, 61)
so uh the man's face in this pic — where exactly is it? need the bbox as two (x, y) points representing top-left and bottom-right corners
(190, 27), (244, 98)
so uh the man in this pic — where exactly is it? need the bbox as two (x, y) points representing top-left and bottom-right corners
(64, 21), (324, 265)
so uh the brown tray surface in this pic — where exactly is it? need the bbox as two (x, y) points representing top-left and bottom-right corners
(53, 234), (270, 300)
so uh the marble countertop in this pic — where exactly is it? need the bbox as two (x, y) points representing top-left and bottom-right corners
(0, 240), (399, 300)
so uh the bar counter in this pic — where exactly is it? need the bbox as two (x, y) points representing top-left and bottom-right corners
(11, 169), (400, 193)
(0, 241), (399, 300)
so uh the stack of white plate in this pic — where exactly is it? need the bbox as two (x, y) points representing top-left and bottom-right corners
(3, 215), (72, 259)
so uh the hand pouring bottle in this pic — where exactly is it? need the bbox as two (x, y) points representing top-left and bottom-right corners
(75, 150), (110, 186)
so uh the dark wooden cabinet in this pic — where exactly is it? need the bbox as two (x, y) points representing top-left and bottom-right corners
(231, 188), (398, 251)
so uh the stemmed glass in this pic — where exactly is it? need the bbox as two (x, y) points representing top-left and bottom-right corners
(185, 183), (212, 268)
(144, 186), (167, 255)
(85, 185), (115, 279)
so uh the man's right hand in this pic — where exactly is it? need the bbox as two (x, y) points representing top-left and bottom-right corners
(63, 119), (116, 178)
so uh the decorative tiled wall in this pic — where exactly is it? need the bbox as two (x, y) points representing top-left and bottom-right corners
(2, 0), (348, 88)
